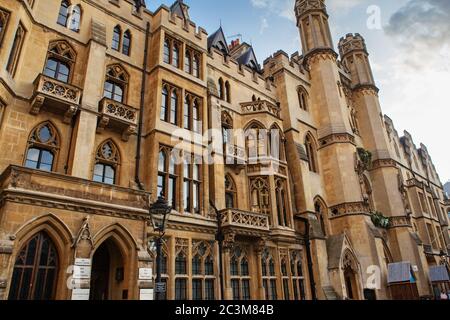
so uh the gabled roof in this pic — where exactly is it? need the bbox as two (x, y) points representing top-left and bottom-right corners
(207, 27), (229, 55)
(236, 45), (261, 72)
(170, 0), (190, 20)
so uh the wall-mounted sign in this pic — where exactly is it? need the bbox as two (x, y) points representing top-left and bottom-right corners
(139, 289), (154, 300)
(412, 265), (419, 272)
(74, 258), (91, 266)
(139, 268), (153, 280)
(72, 288), (90, 300)
(73, 265), (91, 279)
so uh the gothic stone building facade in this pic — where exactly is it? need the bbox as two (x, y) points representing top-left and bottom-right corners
(0, 0), (448, 300)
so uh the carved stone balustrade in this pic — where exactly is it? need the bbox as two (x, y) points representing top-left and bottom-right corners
(219, 208), (270, 237)
(97, 98), (138, 142)
(240, 100), (280, 118)
(30, 74), (82, 123)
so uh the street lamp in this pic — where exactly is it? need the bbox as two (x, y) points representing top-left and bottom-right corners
(439, 250), (448, 266)
(148, 195), (172, 300)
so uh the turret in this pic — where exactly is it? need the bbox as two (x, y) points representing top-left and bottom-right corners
(295, 0), (334, 55)
(338, 33), (376, 89)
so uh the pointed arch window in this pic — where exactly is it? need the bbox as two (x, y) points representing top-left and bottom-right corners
(112, 26), (121, 51)
(362, 175), (374, 211)
(0, 9), (11, 47)
(57, 0), (70, 27)
(218, 78), (224, 100)
(275, 178), (290, 227)
(24, 122), (59, 172)
(250, 177), (271, 215)
(261, 249), (277, 300)
(6, 22), (26, 76)
(281, 258), (290, 300)
(225, 81), (231, 103)
(157, 146), (177, 208)
(184, 92), (202, 132)
(225, 174), (237, 209)
(172, 42), (180, 68)
(221, 111), (233, 145)
(314, 199), (328, 236)
(103, 65), (128, 103)
(192, 241), (216, 300)
(9, 232), (59, 300)
(163, 38), (170, 64)
(43, 41), (76, 83)
(93, 140), (120, 185)
(305, 134), (318, 173)
(184, 50), (191, 73)
(230, 246), (251, 300)
(193, 54), (200, 78)
(122, 30), (131, 56)
(69, 5), (81, 32)
(290, 251), (306, 300)
(175, 244), (188, 300)
(184, 46), (201, 78)
(160, 83), (179, 125)
(298, 87), (308, 111)
(183, 154), (202, 214)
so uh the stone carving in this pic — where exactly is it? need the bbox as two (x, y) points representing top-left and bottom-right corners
(241, 100), (280, 118)
(220, 209), (270, 231)
(73, 216), (94, 257)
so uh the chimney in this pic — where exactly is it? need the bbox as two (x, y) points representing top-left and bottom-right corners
(229, 39), (240, 51)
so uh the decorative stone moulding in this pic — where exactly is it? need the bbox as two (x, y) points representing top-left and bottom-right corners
(97, 98), (138, 142)
(240, 99), (280, 118)
(30, 74), (81, 123)
(219, 208), (270, 236)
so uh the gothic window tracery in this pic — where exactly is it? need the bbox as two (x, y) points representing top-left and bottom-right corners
(103, 64), (129, 103)
(250, 177), (271, 215)
(275, 178), (290, 227)
(192, 241), (215, 300)
(261, 248), (277, 300)
(24, 122), (59, 172)
(93, 140), (120, 185)
(44, 40), (76, 83)
(225, 174), (237, 209)
(230, 246), (251, 300)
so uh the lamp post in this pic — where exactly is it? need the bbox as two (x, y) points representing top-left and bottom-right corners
(148, 195), (172, 300)
(439, 250), (448, 266)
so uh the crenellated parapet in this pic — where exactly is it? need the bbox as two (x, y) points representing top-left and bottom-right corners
(338, 33), (368, 59)
(295, 0), (327, 22)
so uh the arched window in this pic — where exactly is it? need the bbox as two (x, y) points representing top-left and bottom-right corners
(93, 140), (120, 185)
(246, 123), (268, 159)
(172, 42), (179, 68)
(225, 174), (237, 209)
(184, 50), (191, 73)
(175, 250), (187, 300)
(24, 122), (59, 172)
(305, 133), (318, 173)
(157, 146), (177, 208)
(261, 249), (277, 300)
(57, 0), (70, 27)
(221, 111), (233, 145)
(230, 246), (251, 300)
(250, 177), (271, 215)
(183, 92), (202, 132)
(314, 198), (328, 236)
(193, 54), (200, 78)
(275, 178), (289, 227)
(218, 78), (224, 100)
(122, 30), (131, 56)
(298, 87), (308, 111)
(362, 175), (374, 211)
(103, 64), (128, 103)
(225, 81), (231, 103)
(183, 154), (201, 214)
(69, 5), (81, 32)
(163, 38), (170, 64)
(268, 124), (284, 160)
(43, 40), (76, 83)
(160, 86), (169, 121)
(112, 25), (121, 51)
(9, 232), (59, 300)
(192, 241), (215, 300)
(170, 90), (178, 125)
(290, 251), (306, 300)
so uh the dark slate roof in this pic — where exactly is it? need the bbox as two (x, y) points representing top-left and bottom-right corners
(388, 262), (414, 284)
(429, 265), (450, 283)
(207, 27), (229, 55)
(170, 0), (189, 20)
(236, 46), (261, 72)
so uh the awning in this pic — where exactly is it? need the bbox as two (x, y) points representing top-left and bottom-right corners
(429, 265), (450, 283)
(388, 262), (415, 284)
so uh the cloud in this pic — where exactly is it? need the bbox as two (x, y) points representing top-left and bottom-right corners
(260, 17), (269, 34)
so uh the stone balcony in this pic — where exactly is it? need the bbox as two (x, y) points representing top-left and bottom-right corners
(219, 208), (270, 237)
(240, 100), (280, 118)
(97, 98), (138, 142)
(30, 74), (82, 123)
(223, 144), (247, 167)
(0, 165), (149, 220)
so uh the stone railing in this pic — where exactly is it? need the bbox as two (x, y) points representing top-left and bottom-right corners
(220, 209), (270, 232)
(31, 74), (82, 123)
(224, 144), (247, 165)
(98, 98), (138, 141)
(240, 100), (280, 118)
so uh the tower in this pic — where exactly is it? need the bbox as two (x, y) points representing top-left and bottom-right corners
(295, 0), (333, 55)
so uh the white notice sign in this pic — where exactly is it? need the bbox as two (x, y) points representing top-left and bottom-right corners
(75, 258), (91, 266)
(139, 268), (153, 280)
(73, 265), (91, 279)
(140, 289), (154, 300)
(72, 289), (90, 300)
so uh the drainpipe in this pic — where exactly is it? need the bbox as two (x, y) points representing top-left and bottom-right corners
(296, 216), (317, 300)
(135, 22), (150, 191)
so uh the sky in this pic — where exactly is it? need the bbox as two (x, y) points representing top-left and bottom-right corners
(145, 0), (450, 183)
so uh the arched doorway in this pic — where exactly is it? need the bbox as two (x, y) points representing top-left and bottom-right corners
(90, 238), (125, 300)
(9, 232), (59, 300)
(342, 250), (361, 300)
